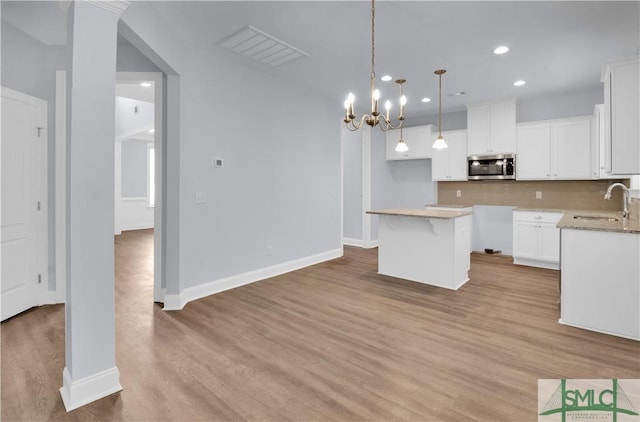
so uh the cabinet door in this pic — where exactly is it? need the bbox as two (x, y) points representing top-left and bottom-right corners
(610, 61), (640, 174)
(386, 126), (431, 160)
(446, 131), (468, 180)
(513, 222), (539, 259)
(386, 128), (409, 160)
(488, 100), (516, 154)
(516, 122), (551, 179)
(431, 134), (449, 180)
(404, 125), (431, 159)
(538, 223), (560, 262)
(467, 104), (489, 155)
(431, 130), (468, 181)
(553, 118), (592, 179)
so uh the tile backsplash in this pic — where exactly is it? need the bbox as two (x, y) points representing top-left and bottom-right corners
(438, 179), (630, 211)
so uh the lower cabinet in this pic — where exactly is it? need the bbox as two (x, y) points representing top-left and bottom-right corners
(512, 211), (563, 269)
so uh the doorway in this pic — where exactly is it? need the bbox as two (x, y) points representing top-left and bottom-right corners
(115, 72), (164, 303)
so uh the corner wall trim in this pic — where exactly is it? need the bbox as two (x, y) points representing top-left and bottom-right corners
(162, 248), (343, 311)
(59, 366), (122, 412)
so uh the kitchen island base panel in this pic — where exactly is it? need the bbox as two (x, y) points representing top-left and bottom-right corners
(560, 228), (640, 341)
(377, 214), (471, 290)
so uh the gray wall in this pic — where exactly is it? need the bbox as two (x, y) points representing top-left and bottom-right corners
(1, 20), (70, 290)
(343, 127), (362, 240)
(121, 140), (149, 198)
(121, 3), (342, 290)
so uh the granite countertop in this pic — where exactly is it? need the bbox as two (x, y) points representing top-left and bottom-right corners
(425, 203), (474, 209)
(514, 207), (568, 213)
(557, 211), (640, 234)
(367, 208), (472, 219)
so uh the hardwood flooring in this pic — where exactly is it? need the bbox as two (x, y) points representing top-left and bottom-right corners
(2, 229), (639, 421)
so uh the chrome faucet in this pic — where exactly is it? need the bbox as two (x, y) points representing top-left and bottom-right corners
(604, 183), (630, 219)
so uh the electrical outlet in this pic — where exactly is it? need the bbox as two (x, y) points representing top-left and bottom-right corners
(456, 190), (462, 198)
(536, 191), (542, 199)
(195, 191), (207, 203)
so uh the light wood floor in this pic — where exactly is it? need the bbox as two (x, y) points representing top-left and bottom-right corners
(2, 229), (639, 421)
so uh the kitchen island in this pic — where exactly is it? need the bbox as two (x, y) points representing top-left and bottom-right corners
(366, 208), (472, 289)
(558, 211), (640, 340)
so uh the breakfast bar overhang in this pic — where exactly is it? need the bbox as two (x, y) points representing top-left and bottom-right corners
(367, 208), (473, 290)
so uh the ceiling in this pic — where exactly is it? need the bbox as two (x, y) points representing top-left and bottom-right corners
(3, 1), (639, 118)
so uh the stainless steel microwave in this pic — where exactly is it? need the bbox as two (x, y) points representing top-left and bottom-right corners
(468, 154), (516, 180)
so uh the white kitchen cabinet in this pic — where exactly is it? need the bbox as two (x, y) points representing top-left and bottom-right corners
(467, 99), (516, 155)
(513, 211), (563, 269)
(601, 57), (639, 175)
(385, 125), (432, 160)
(516, 116), (593, 180)
(431, 130), (468, 181)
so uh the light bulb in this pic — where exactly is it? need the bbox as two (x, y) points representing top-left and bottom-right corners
(400, 95), (407, 106)
(347, 93), (355, 104)
(395, 139), (408, 153)
(373, 89), (381, 100)
(344, 99), (350, 110)
(385, 101), (392, 110)
(432, 135), (448, 150)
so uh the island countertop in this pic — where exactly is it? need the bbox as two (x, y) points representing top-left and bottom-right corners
(557, 211), (640, 234)
(367, 208), (472, 219)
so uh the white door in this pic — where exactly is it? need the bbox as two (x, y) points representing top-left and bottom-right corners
(1, 87), (47, 321)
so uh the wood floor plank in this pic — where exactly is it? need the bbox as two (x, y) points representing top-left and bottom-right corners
(1, 229), (638, 421)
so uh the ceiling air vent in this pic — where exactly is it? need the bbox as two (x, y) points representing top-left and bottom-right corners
(217, 25), (310, 67)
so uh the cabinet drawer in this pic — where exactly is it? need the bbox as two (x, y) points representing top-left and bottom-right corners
(513, 211), (563, 224)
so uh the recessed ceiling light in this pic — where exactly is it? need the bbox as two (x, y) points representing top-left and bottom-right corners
(140, 82), (152, 88)
(493, 46), (509, 55)
(448, 91), (466, 97)
(421, 97), (431, 103)
(381, 75), (392, 82)
(513, 80), (526, 86)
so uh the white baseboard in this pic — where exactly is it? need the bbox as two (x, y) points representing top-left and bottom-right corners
(59, 366), (122, 412)
(362, 239), (379, 249)
(513, 257), (559, 270)
(120, 224), (154, 232)
(343, 237), (363, 247)
(163, 248), (343, 311)
(558, 318), (639, 341)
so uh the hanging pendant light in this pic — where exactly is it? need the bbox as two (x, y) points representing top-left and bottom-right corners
(343, 0), (407, 132)
(432, 69), (448, 150)
(394, 126), (408, 152)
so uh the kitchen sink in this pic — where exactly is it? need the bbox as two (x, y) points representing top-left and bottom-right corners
(572, 215), (619, 222)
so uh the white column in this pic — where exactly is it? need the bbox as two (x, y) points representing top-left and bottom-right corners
(361, 127), (374, 248)
(60, 0), (130, 412)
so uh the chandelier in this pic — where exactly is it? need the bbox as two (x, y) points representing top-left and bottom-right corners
(432, 69), (448, 150)
(343, 0), (406, 132)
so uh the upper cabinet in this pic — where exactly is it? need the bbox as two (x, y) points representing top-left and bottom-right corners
(601, 57), (639, 175)
(431, 130), (468, 181)
(385, 125), (432, 160)
(516, 116), (594, 180)
(467, 98), (516, 155)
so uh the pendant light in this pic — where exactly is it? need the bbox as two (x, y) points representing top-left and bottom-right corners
(394, 126), (408, 152)
(343, 0), (407, 132)
(432, 69), (448, 150)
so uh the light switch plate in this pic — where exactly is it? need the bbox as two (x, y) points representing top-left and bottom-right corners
(195, 191), (207, 203)
(212, 157), (224, 168)
(536, 191), (542, 199)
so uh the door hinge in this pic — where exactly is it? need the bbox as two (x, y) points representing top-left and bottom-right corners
(37, 201), (41, 211)
(38, 274), (42, 284)
(37, 127), (43, 138)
